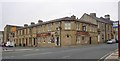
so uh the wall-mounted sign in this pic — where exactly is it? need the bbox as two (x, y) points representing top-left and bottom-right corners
(11, 27), (16, 32)
(37, 33), (50, 37)
(76, 31), (89, 35)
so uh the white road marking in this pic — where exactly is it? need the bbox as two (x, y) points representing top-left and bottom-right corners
(98, 49), (118, 61)
(23, 52), (53, 56)
(62, 56), (70, 58)
(40, 52), (52, 54)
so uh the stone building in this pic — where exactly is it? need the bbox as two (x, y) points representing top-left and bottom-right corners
(6, 13), (114, 47)
(80, 13), (113, 43)
(13, 15), (98, 47)
(4, 25), (23, 43)
(0, 31), (4, 43)
(113, 21), (118, 40)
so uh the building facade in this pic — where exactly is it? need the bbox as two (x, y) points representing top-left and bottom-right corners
(80, 13), (113, 43)
(113, 21), (118, 40)
(6, 13), (114, 47)
(12, 15), (98, 47)
(0, 31), (4, 43)
(4, 25), (23, 43)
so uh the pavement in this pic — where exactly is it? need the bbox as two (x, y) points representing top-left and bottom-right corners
(104, 49), (119, 61)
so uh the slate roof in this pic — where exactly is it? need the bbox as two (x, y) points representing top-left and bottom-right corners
(16, 15), (98, 30)
(84, 13), (113, 24)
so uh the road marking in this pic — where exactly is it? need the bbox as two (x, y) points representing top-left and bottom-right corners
(16, 49), (32, 51)
(23, 52), (53, 56)
(98, 49), (118, 61)
(62, 56), (70, 58)
(40, 52), (52, 54)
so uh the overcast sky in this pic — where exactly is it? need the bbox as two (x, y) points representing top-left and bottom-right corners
(0, 0), (119, 31)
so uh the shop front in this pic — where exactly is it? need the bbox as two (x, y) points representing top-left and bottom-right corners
(37, 32), (56, 47)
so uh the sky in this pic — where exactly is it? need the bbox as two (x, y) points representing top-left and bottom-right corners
(0, 0), (119, 31)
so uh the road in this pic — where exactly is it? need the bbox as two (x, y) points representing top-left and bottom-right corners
(2, 43), (118, 59)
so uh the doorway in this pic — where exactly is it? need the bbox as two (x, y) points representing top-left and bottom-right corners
(26, 38), (27, 46)
(33, 38), (36, 45)
(56, 37), (59, 46)
(89, 37), (91, 44)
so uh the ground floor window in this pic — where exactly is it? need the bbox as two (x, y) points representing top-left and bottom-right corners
(82, 36), (84, 40)
(77, 36), (81, 44)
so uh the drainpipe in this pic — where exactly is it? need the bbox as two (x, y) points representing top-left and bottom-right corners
(60, 21), (62, 47)
(118, 21), (120, 57)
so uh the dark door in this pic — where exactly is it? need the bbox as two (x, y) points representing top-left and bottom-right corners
(90, 37), (91, 44)
(34, 38), (36, 45)
(56, 37), (59, 46)
(26, 39), (27, 46)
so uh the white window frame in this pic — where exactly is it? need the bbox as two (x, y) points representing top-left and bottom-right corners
(76, 23), (80, 30)
(48, 24), (52, 31)
(64, 21), (71, 30)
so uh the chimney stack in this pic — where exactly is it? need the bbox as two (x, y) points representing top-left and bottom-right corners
(24, 24), (28, 27)
(38, 20), (43, 23)
(104, 14), (110, 20)
(71, 15), (76, 19)
(31, 22), (35, 25)
(90, 13), (96, 17)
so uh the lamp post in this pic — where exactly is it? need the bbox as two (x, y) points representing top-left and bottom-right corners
(118, 21), (120, 57)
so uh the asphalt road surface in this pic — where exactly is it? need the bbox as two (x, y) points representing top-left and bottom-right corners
(2, 43), (118, 59)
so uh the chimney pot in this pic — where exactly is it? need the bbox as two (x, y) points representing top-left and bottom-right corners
(24, 24), (28, 27)
(90, 13), (96, 17)
(38, 20), (43, 23)
(31, 22), (35, 25)
(71, 15), (76, 19)
(104, 14), (110, 20)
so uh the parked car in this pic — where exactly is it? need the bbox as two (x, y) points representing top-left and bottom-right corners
(107, 39), (116, 44)
(6, 41), (14, 47)
(107, 40), (113, 44)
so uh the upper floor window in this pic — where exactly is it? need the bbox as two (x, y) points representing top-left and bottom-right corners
(64, 22), (71, 30)
(48, 24), (52, 31)
(82, 24), (86, 32)
(43, 25), (45, 32)
(76, 23), (80, 30)
(55, 22), (60, 30)
(20, 30), (22, 35)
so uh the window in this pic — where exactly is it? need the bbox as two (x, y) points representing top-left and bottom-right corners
(98, 23), (100, 28)
(82, 26), (86, 31)
(90, 25), (92, 31)
(43, 25), (45, 32)
(66, 34), (69, 38)
(77, 36), (81, 43)
(56, 22), (60, 30)
(48, 24), (52, 31)
(65, 22), (71, 30)
(82, 24), (86, 32)
(76, 23), (80, 30)
(82, 36), (84, 40)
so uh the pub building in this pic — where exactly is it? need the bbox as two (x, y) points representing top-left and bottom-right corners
(11, 13), (113, 47)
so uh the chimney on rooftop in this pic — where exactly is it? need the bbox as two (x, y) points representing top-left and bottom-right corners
(104, 14), (110, 20)
(24, 24), (28, 27)
(71, 15), (76, 19)
(31, 22), (35, 25)
(90, 13), (96, 17)
(38, 20), (43, 23)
